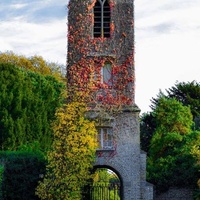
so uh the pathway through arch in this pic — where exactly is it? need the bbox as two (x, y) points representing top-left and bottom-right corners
(89, 168), (122, 200)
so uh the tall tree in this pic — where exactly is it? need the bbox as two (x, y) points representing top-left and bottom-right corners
(190, 137), (200, 199)
(140, 112), (156, 153)
(153, 97), (193, 135)
(0, 63), (64, 151)
(166, 81), (200, 118)
(36, 102), (97, 200)
(140, 81), (200, 153)
(151, 81), (200, 123)
(0, 51), (65, 81)
(147, 98), (200, 193)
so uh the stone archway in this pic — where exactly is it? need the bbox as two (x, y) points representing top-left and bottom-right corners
(89, 165), (123, 200)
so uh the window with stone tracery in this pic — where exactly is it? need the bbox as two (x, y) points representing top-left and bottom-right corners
(93, 0), (110, 38)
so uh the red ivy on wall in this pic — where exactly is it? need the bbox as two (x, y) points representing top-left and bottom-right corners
(67, 0), (135, 110)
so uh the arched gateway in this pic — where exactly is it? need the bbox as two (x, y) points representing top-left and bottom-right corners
(67, 0), (153, 199)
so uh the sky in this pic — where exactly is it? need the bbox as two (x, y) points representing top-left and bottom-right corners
(0, 0), (200, 113)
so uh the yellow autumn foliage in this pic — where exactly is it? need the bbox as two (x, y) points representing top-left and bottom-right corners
(0, 51), (65, 81)
(36, 102), (97, 200)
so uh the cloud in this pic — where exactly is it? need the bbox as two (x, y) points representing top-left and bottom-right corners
(10, 3), (27, 9)
(135, 0), (200, 112)
(0, 40), (13, 52)
(0, 0), (67, 23)
(0, 0), (68, 64)
(135, 0), (200, 35)
(0, 18), (67, 64)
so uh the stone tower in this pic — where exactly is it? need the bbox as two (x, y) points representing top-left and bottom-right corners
(67, 0), (153, 199)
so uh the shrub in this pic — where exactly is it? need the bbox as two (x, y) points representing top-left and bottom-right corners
(0, 165), (4, 199)
(0, 151), (46, 200)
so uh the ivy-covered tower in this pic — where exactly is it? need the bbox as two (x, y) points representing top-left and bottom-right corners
(67, 0), (153, 199)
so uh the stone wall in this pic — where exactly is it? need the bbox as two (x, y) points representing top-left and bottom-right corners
(67, 0), (136, 104)
(94, 109), (141, 200)
(155, 187), (194, 200)
(93, 108), (154, 200)
(140, 151), (154, 200)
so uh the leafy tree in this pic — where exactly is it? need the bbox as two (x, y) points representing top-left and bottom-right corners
(93, 169), (110, 183)
(36, 102), (97, 200)
(0, 165), (4, 199)
(151, 81), (200, 128)
(0, 51), (65, 81)
(166, 81), (200, 118)
(147, 98), (200, 193)
(149, 98), (193, 160)
(0, 63), (64, 151)
(140, 81), (200, 153)
(153, 97), (193, 135)
(140, 112), (156, 153)
(148, 131), (200, 193)
(191, 140), (200, 199)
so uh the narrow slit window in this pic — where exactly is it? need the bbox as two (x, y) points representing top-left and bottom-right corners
(93, 0), (110, 38)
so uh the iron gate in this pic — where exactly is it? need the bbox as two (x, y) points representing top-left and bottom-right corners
(89, 182), (121, 200)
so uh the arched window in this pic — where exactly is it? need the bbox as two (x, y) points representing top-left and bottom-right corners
(101, 63), (112, 86)
(93, 0), (110, 38)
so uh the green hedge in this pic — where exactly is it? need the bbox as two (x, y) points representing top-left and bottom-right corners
(0, 164), (4, 199)
(0, 151), (46, 200)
